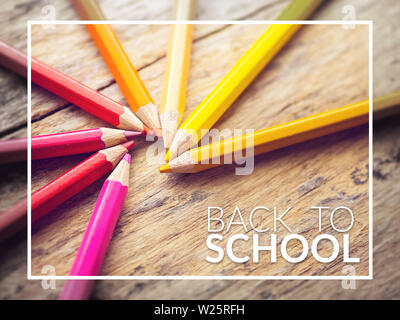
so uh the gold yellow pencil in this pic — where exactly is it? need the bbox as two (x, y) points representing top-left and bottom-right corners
(165, 24), (301, 162)
(160, 0), (196, 149)
(373, 90), (400, 120)
(174, 0), (196, 20)
(165, 0), (324, 162)
(159, 99), (370, 173)
(71, 0), (105, 20)
(276, 0), (325, 20)
(72, 0), (161, 134)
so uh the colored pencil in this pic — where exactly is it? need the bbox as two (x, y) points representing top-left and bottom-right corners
(0, 40), (149, 133)
(58, 280), (95, 300)
(0, 138), (27, 164)
(165, 1), (323, 162)
(84, 23), (162, 133)
(159, 99), (369, 173)
(59, 154), (131, 299)
(31, 141), (134, 222)
(160, 0), (196, 149)
(32, 127), (140, 160)
(68, 154), (130, 276)
(71, 1), (161, 133)
(71, 0), (105, 20)
(0, 198), (27, 243)
(0, 41), (26, 77)
(276, 0), (325, 20)
(174, 0), (196, 20)
(0, 128), (138, 163)
(165, 24), (301, 162)
(373, 90), (400, 120)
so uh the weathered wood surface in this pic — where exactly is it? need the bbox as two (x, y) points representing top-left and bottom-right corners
(0, 0), (399, 299)
(29, 22), (370, 277)
(0, 0), (289, 136)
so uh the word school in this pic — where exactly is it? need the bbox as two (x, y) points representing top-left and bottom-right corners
(205, 206), (360, 264)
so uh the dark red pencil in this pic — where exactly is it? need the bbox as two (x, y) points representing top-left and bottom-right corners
(0, 40), (151, 133)
(32, 127), (141, 160)
(31, 141), (134, 222)
(0, 41), (26, 76)
(0, 138), (27, 164)
(0, 197), (27, 242)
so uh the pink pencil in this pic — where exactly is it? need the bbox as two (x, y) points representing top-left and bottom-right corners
(59, 153), (131, 300)
(32, 127), (141, 160)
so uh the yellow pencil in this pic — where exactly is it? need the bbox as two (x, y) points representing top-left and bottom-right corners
(165, 0), (324, 161)
(72, 0), (161, 134)
(373, 90), (400, 120)
(276, 0), (325, 20)
(71, 0), (105, 20)
(174, 0), (196, 20)
(165, 24), (300, 161)
(160, 0), (196, 149)
(159, 99), (370, 173)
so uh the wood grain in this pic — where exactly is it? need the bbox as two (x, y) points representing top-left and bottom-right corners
(0, 0), (290, 136)
(0, 0), (399, 299)
(29, 21), (370, 277)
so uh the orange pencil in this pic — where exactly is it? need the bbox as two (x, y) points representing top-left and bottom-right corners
(67, 25), (159, 134)
(72, 0), (160, 133)
(86, 24), (161, 134)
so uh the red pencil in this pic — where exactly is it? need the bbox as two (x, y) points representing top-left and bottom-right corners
(31, 141), (134, 222)
(32, 127), (141, 160)
(0, 40), (150, 133)
(0, 138), (27, 164)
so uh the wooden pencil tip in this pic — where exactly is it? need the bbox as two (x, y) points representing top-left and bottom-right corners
(161, 130), (174, 150)
(142, 125), (152, 136)
(121, 140), (135, 151)
(159, 163), (171, 173)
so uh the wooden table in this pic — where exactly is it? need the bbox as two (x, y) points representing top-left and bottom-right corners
(0, 0), (399, 299)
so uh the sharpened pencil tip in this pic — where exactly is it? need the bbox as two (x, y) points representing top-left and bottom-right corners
(121, 140), (135, 151)
(124, 130), (142, 140)
(142, 125), (151, 135)
(122, 154), (131, 163)
(161, 130), (174, 150)
(159, 163), (171, 173)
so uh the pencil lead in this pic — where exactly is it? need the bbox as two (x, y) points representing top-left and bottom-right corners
(123, 130), (142, 140)
(122, 154), (131, 163)
(159, 163), (171, 173)
(121, 141), (135, 151)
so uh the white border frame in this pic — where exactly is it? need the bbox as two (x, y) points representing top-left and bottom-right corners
(27, 20), (373, 280)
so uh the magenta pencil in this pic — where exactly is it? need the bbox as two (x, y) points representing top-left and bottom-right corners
(32, 127), (141, 160)
(58, 280), (95, 300)
(59, 153), (131, 299)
